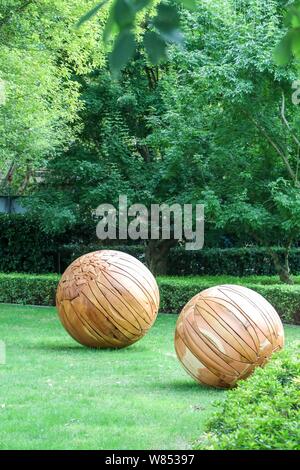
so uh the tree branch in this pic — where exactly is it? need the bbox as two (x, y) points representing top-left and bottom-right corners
(245, 110), (298, 185)
(18, 166), (32, 194)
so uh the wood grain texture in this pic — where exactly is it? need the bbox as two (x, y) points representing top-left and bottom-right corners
(174, 285), (284, 389)
(56, 250), (160, 348)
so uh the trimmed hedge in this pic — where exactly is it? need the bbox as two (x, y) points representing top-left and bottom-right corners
(58, 244), (145, 273)
(62, 245), (300, 277)
(0, 214), (59, 273)
(0, 214), (99, 274)
(195, 346), (300, 450)
(158, 277), (300, 324)
(0, 273), (300, 324)
(2, 213), (300, 276)
(167, 246), (300, 276)
(0, 273), (59, 306)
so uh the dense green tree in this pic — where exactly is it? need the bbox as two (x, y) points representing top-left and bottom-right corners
(78, 0), (196, 75)
(150, 0), (300, 281)
(24, 0), (300, 280)
(26, 59), (162, 232)
(0, 0), (106, 192)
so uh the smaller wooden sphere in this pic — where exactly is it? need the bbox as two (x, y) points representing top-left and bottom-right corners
(175, 285), (284, 389)
(56, 250), (160, 349)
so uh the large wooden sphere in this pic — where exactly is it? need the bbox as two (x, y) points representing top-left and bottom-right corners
(56, 250), (160, 348)
(175, 285), (284, 389)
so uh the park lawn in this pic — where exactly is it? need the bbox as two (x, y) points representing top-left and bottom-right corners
(0, 305), (299, 450)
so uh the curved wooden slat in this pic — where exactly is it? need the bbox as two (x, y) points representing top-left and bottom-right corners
(56, 250), (159, 349)
(174, 285), (284, 389)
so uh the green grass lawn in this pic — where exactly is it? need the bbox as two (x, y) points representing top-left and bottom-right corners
(0, 304), (299, 450)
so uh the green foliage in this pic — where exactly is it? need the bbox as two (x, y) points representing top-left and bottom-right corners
(77, 0), (109, 27)
(143, 31), (167, 64)
(0, 0), (106, 191)
(0, 214), (59, 273)
(25, 58), (168, 233)
(144, 0), (300, 279)
(0, 214), (96, 274)
(1, 271), (300, 324)
(167, 246), (300, 277)
(78, 0), (193, 74)
(275, 1), (300, 66)
(2, 1), (300, 283)
(195, 346), (300, 450)
(58, 244), (145, 271)
(3, 210), (300, 278)
(27, 1), (300, 282)
(158, 277), (300, 323)
(0, 273), (59, 306)
(109, 30), (136, 73)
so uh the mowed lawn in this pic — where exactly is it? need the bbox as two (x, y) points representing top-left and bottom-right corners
(0, 304), (299, 450)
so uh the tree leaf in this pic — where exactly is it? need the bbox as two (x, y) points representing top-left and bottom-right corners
(109, 30), (136, 75)
(180, 0), (197, 11)
(152, 4), (183, 44)
(133, 0), (153, 13)
(285, 5), (300, 28)
(159, 28), (183, 44)
(153, 5), (180, 33)
(291, 27), (300, 57)
(143, 31), (167, 64)
(77, 1), (108, 28)
(274, 32), (294, 66)
(103, 6), (118, 43)
(114, 0), (135, 29)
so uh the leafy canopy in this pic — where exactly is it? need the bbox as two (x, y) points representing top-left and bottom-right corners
(77, 0), (196, 75)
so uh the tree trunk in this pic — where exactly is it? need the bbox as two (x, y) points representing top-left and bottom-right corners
(269, 249), (294, 285)
(145, 239), (178, 276)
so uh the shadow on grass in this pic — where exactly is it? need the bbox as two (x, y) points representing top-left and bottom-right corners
(26, 341), (150, 354)
(151, 379), (225, 394)
(26, 342), (86, 353)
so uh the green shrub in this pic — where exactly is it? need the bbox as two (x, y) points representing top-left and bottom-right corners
(2, 212), (300, 277)
(0, 273), (300, 324)
(58, 244), (144, 273)
(0, 214), (59, 273)
(0, 214), (103, 274)
(0, 273), (59, 306)
(194, 345), (300, 450)
(158, 277), (300, 323)
(167, 246), (300, 276)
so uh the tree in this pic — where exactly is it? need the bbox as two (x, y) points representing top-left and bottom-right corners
(27, 49), (193, 274)
(150, 0), (300, 282)
(78, 0), (196, 75)
(0, 0), (106, 193)
(26, 0), (300, 280)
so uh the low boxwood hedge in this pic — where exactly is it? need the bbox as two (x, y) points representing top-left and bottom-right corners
(167, 246), (300, 276)
(2, 212), (300, 277)
(0, 273), (60, 307)
(158, 276), (300, 324)
(194, 345), (300, 450)
(0, 273), (299, 324)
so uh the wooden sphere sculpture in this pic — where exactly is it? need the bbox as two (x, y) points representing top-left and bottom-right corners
(175, 285), (284, 389)
(56, 250), (160, 348)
